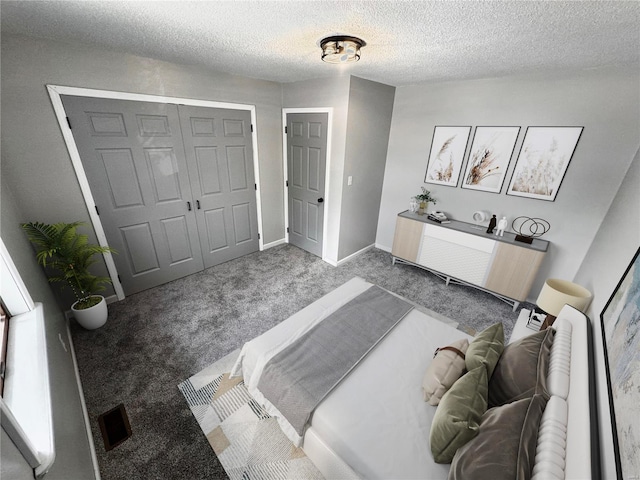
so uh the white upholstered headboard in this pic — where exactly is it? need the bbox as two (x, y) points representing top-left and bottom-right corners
(533, 305), (600, 480)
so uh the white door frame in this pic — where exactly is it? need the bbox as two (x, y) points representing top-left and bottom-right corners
(282, 108), (333, 262)
(47, 85), (264, 301)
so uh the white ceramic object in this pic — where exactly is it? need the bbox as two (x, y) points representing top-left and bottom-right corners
(71, 295), (108, 330)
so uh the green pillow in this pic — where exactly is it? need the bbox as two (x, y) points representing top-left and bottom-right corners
(429, 365), (488, 464)
(465, 323), (505, 378)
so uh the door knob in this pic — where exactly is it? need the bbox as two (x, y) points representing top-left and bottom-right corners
(318, 198), (324, 203)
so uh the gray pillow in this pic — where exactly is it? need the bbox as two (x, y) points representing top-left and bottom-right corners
(448, 394), (547, 480)
(465, 322), (504, 378)
(488, 328), (555, 407)
(429, 365), (488, 464)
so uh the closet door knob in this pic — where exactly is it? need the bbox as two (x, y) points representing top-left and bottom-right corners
(318, 198), (324, 203)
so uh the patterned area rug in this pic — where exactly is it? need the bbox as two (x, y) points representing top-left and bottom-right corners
(179, 303), (461, 480)
(178, 350), (324, 480)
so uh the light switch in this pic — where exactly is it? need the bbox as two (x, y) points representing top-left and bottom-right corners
(347, 176), (353, 186)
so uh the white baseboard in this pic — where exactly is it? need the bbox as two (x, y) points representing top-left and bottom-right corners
(105, 294), (118, 304)
(323, 257), (338, 267)
(335, 244), (375, 267)
(262, 238), (287, 250)
(65, 321), (101, 480)
(375, 243), (392, 253)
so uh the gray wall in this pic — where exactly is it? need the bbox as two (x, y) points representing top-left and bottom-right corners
(377, 68), (640, 300)
(282, 76), (351, 263)
(0, 33), (282, 477)
(575, 148), (640, 316)
(338, 77), (395, 259)
(573, 148), (640, 478)
(1, 33), (396, 272)
(1, 177), (96, 479)
(282, 75), (395, 262)
(1, 33), (285, 265)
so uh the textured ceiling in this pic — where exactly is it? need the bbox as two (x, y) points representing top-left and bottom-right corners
(1, 1), (638, 86)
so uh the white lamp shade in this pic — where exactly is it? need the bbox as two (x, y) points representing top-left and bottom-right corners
(536, 279), (593, 316)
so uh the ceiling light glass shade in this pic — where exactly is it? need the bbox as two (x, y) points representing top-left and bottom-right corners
(320, 36), (366, 64)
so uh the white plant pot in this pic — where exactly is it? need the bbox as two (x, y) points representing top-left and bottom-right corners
(72, 295), (108, 330)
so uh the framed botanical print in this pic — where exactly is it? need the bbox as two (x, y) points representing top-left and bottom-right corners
(424, 126), (471, 187)
(461, 126), (520, 193)
(600, 247), (640, 479)
(507, 126), (583, 201)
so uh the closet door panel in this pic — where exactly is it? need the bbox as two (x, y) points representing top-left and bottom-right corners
(62, 95), (203, 295)
(179, 105), (259, 268)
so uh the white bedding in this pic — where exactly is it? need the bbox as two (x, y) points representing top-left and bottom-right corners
(231, 277), (472, 479)
(308, 305), (472, 479)
(230, 279), (596, 479)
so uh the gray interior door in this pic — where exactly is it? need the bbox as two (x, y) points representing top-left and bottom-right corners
(286, 113), (328, 258)
(62, 95), (204, 295)
(62, 96), (259, 295)
(178, 105), (259, 268)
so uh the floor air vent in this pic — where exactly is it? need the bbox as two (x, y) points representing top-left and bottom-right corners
(98, 403), (132, 451)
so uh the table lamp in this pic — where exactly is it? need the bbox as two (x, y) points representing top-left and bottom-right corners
(536, 279), (592, 329)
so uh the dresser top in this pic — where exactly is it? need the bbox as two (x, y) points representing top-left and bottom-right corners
(398, 211), (549, 252)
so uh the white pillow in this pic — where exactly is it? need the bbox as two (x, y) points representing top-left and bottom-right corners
(422, 338), (469, 405)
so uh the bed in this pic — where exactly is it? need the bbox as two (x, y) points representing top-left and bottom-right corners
(230, 277), (600, 479)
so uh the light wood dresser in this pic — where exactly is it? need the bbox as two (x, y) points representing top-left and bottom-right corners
(391, 211), (549, 310)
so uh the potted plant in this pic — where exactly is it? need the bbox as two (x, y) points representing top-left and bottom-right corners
(21, 221), (116, 330)
(414, 187), (437, 215)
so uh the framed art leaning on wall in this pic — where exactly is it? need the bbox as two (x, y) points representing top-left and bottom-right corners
(424, 126), (471, 187)
(507, 126), (583, 201)
(600, 246), (640, 480)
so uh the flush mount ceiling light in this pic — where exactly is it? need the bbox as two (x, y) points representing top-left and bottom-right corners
(320, 35), (366, 64)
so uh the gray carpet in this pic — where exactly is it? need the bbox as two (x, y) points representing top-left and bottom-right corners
(70, 245), (530, 480)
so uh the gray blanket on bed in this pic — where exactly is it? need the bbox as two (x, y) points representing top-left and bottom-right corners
(257, 285), (414, 435)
